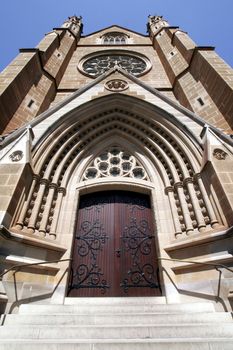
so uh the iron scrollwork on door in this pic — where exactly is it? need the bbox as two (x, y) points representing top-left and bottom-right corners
(120, 218), (159, 293)
(77, 220), (108, 260)
(69, 219), (110, 294)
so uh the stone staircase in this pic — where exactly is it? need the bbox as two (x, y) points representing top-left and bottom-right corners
(0, 297), (233, 349)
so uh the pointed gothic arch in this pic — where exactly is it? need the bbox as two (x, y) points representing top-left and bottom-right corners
(11, 94), (222, 244)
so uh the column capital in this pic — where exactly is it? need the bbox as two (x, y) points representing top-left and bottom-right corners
(40, 178), (50, 186)
(49, 183), (58, 190)
(58, 187), (66, 195)
(174, 181), (183, 189)
(165, 186), (174, 194)
(193, 173), (201, 182)
(32, 174), (40, 181)
(183, 177), (193, 185)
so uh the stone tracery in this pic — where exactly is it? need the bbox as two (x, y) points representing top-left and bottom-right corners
(83, 146), (148, 181)
(81, 53), (148, 77)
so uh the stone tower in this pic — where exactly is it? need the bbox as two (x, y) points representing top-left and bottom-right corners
(0, 15), (233, 346)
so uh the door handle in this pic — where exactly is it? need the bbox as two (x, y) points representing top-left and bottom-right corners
(115, 248), (121, 257)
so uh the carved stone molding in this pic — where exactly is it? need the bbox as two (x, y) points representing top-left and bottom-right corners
(213, 148), (228, 160)
(105, 79), (129, 92)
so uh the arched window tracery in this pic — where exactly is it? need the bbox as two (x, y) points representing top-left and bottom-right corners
(83, 146), (148, 181)
(82, 54), (147, 77)
(103, 32), (127, 45)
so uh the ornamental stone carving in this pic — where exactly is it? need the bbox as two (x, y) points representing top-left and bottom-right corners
(9, 150), (23, 162)
(105, 79), (128, 92)
(213, 148), (228, 160)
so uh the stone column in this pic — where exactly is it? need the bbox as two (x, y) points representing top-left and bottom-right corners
(165, 186), (182, 237)
(38, 183), (58, 237)
(184, 177), (206, 232)
(27, 179), (48, 234)
(49, 187), (66, 239)
(175, 182), (193, 234)
(194, 173), (219, 228)
(15, 175), (39, 230)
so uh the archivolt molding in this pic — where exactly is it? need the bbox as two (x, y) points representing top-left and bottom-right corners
(34, 107), (201, 171)
(36, 116), (191, 186)
(12, 103), (220, 240)
(32, 94), (202, 165)
(63, 131), (168, 188)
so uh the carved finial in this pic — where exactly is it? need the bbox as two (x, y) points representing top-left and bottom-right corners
(148, 15), (163, 24)
(147, 14), (169, 36)
(62, 15), (83, 36)
(68, 15), (82, 24)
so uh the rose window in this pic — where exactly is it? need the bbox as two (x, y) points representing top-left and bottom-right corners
(83, 147), (148, 181)
(82, 54), (148, 77)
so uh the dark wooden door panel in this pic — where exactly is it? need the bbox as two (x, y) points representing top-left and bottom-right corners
(68, 192), (114, 297)
(68, 191), (161, 297)
(116, 192), (160, 296)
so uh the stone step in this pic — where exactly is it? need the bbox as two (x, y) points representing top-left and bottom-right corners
(0, 340), (233, 350)
(18, 302), (216, 315)
(3, 311), (232, 326)
(0, 324), (233, 339)
(64, 296), (166, 305)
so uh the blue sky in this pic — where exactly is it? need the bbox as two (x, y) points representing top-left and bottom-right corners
(0, 0), (233, 71)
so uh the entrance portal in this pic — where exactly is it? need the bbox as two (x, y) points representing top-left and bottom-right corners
(68, 191), (161, 297)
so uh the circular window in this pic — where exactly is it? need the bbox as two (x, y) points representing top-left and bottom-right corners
(79, 51), (151, 78)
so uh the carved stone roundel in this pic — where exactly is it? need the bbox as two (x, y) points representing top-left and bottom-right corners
(9, 150), (23, 162)
(213, 148), (228, 160)
(105, 79), (128, 92)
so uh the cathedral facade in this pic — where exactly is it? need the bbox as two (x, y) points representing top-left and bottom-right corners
(0, 15), (233, 313)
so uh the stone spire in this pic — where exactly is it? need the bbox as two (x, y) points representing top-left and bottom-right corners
(62, 15), (83, 37)
(147, 15), (169, 37)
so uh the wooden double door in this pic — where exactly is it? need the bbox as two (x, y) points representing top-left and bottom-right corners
(68, 191), (161, 297)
